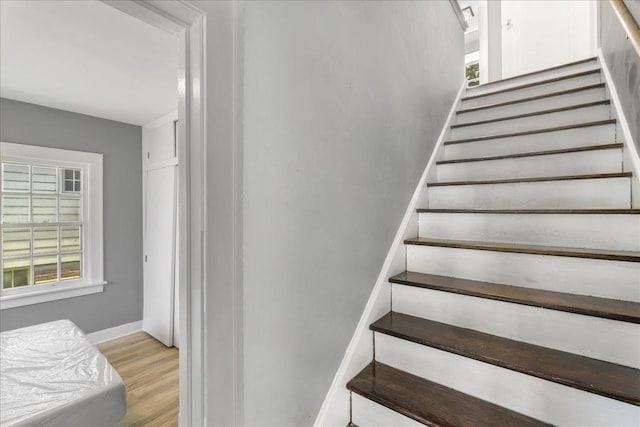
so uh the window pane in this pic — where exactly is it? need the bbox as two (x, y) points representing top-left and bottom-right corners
(34, 227), (58, 255)
(3, 258), (31, 288)
(1, 194), (29, 223)
(59, 196), (81, 222)
(2, 163), (29, 192)
(32, 166), (57, 192)
(1, 228), (31, 257)
(34, 255), (58, 284)
(63, 168), (81, 193)
(61, 226), (81, 252)
(32, 195), (57, 223)
(60, 253), (81, 281)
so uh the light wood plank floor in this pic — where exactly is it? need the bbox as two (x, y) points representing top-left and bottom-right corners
(98, 332), (178, 427)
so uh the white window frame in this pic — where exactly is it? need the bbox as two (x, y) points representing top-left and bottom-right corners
(0, 141), (104, 309)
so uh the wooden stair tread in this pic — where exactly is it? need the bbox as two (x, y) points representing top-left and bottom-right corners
(403, 237), (640, 262)
(444, 119), (616, 145)
(417, 208), (640, 214)
(470, 57), (597, 89)
(461, 69), (601, 101)
(427, 172), (632, 187)
(436, 143), (622, 164)
(451, 100), (610, 129)
(371, 312), (640, 405)
(347, 361), (550, 427)
(456, 83), (606, 115)
(389, 271), (640, 323)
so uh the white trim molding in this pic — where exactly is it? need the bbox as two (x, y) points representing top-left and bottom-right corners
(0, 282), (105, 310)
(0, 142), (104, 310)
(86, 320), (143, 344)
(314, 80), (467, 427)
(101, 2), (207, 426)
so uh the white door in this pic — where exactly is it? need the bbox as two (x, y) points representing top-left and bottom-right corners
(143, 164), (176, 346)
(501, 1), (596, 78)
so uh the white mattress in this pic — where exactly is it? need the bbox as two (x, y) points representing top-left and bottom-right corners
(0, 320), (126, 427)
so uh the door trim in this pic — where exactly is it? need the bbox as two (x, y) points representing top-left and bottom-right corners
(101, 2), (206, 425)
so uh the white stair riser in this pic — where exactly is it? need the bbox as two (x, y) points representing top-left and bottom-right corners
(406, 245), (640, 301)
(375, 334), (640, 426)
(351, 393), (423, 427)
(445, 124), (615, 159)
(461, 73), (602, 109)
(437, 148), (622, 182)
(456, 87), (606, 125)
(428, 177), (630, 209)
(467, 63), (599, 96)
(418, 212), (640, 251)
(450, 104), (610, 140)
(391, 285), (640, 368)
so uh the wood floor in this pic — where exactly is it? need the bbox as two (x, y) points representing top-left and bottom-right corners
(98, 332), (178, 427)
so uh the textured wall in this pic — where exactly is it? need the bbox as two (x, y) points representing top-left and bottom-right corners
(600, 1), (640, 152)
(240, 1), (463, 425)
(0, 98), (143, 333)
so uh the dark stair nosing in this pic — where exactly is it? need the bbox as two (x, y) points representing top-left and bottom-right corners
(371, 312), (640, 406)
(347, 361), (551, 427)
(403, 237), (640, 263)
(437, 143), (622, 165)
(457, 83), (606, 115)
(417, 208), (640, 214)
(389, 271), (640, 324)
(444, 119), (616, 145)
(427, 172), (632, 187)
(461, 68), (601, 101)
(451, 101), (610, 129)
(469, 57), (597, 90)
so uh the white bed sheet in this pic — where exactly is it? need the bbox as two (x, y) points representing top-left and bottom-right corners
(0, 320), (126, 427)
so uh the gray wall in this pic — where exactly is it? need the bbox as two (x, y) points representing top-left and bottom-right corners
(241, 1), (463, 425)
(0, 98), (143, 333)
(600, 1), (640, 152)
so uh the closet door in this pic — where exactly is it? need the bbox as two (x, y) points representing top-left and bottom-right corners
(142, 119), (177, 347)
(143, 164), (176, 346)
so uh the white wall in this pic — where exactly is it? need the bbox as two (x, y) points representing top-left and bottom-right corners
(478, 0), (502, 83)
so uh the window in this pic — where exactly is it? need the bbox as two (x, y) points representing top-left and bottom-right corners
(0, 142), (103, 309)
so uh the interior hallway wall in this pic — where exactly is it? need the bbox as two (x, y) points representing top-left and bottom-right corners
(0, 98), (143, 333)
(240, 1), (464, 425)
(600, 0), (640, 153)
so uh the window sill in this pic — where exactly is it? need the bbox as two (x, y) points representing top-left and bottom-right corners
(0, 281), (107, 310)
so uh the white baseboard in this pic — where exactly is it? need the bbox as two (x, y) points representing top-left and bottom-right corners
(87, 320), (143, 344)
(313, 80), (467, 427)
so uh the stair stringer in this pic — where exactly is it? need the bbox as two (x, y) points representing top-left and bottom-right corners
(313, 80), (467, 427)
(598, 48), (640, 207)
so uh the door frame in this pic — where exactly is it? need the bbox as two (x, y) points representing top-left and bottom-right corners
(101, 2), (205, 425)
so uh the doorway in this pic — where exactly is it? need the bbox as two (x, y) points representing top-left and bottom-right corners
(102, 2), (206, 425)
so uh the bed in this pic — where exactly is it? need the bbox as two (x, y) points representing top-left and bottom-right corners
(0, 320), (127, 426)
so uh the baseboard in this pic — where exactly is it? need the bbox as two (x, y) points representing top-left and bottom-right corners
(313, 80), (467, 427)
(87, 320), (143, 344)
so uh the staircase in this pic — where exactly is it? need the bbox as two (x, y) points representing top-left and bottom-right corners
(345, 57), (640, 426)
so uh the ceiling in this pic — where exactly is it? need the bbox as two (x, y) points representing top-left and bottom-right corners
(0, 0), (177, 126)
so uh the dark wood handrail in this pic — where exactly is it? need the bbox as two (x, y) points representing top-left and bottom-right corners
(610, 0), (640, 57)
